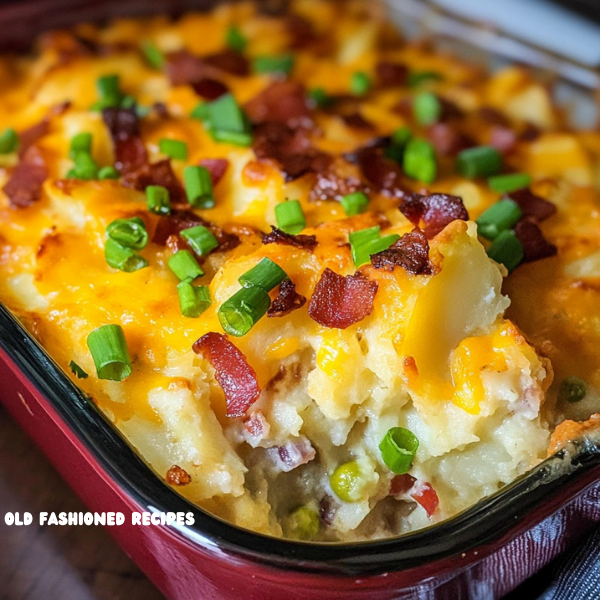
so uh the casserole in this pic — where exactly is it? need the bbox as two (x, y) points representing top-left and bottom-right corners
(2, 0), (600, 597)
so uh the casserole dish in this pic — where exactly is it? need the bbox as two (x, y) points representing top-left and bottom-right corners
(2, 0), (600, 597)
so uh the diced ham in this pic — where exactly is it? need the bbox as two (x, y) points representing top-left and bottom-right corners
(270, 436), (316, 472)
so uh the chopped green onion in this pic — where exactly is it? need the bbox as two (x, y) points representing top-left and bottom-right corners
(275, 199), (306, 234)
(413, 91), (442, 126)
(86, 324), (132, 381)
(159, 138), (188, 160)
(146, 184), (171, 215)
(488, 172), (532, 193)
(351, 71), (371, 96)
(211, 129), (253, 146)
(341, 191), (369, 216)
(69, 360), (88, 379)
(0, 127), (18, 154)
(177, 279), (211, 318)
(403, 138), (437, 183)
(379, 427), (419, 474)
(253, 54), (295, 76)
(69, 132), (92, 159)
(456, 145), (503, 179)
(141, 41), (164, 69)
(476, 199), (522, 241)
(192, 93), (253, 146)
(486, 229), (524, 273)
(558, 376), (587, 404)
(308, 87), (332, 109)
(226, 25), (247, 53)
(98, 166), (120, 180)
(68, 151), (99, 180)
(106, 217), (148, 250)
(183, 165), (215, 209)
(408, 71), (442, 88)
(352, 233), (400, 267)
(329, 461), (367, 503)
(180, 224), (219, 256)
(104, 238), (148, 272)
(168, 250), (204, 281)
(239, 257), (287, 291)
(385, 126), (412, 162)
(349, 226), (380, 247)
(93, 74), (123, 110)
(286, 506), (320, 540)
(190, 102), (210, 122)
(218, 285), (271, 337)
(121, 95), (136, 109)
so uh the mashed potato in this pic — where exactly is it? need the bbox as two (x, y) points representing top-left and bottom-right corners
(0, 0), (599, 541)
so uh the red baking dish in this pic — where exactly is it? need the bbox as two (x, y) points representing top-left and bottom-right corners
(2, 1), (600, 598)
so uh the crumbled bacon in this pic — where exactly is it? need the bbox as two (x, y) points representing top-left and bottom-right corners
(389, 474), (417, 496)
(508, 188), (556, 223)
(308, 268), (378, 329)
(520, 122), (541, 142)
(287, 14), (318, 49)
(371, 229), (433, 275)
(411, 482), (439, 517)
(165, 50), (207, 85)
(102, 107), (148, 175)
(122, 159), (185, 203)
(268, 280), (307, 317)
(270, 436), (316, 472)
(352, 146), (407, 197)
(310, 158), (363, 201)
(427, 122), (474, 156)
(262, 226), (317, 250)
(192, 78), (229, 100)
(18, 120), (49, 157)
(376, 60), (408, 87)
(203, 49), (249, 77)
(198, 158), (229, 186)
(399, 192), (469, 238)
(514, 219), (557, 263)
(165, 465), (192, 486)
(478, 106), (510, 126)
(193, 332), (261, 418)
(341, 113), (374, 130)
(3, 146), (48, 208)
(319, 495), (336, 525)
(245, 81), (311, 127)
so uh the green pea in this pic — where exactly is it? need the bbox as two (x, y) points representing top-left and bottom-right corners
(287, 506), (320, 540)
(558, 377), (586, 403)
(329, 461), (367, 503)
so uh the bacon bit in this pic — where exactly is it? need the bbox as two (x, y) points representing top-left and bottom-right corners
(310, 157), (363, 202)
(376, 60), (408, 87)
(270, 436), (316, 472)
(122, 159), (185, 203)
(371, 229), (433, 275)
(193, 332), (261, 418)
(192, 78), (229, 100)
(308, 268), (378, 329)
(520, 122), (541, 142)
(268, 280), (307, 317)
(287, 14), (318, 49)
(393, 97), (412, 119)
(319, 495), (336, 525)
(165, 50), (207, 85)
(399, 192), (469, 238)
(353, 146), (407, 197)
(245, 81), (311, 127)
(153, 102), (169, 118)
(489, 126), (517, 155)
(390, 473), (417, 495)
(411, 482), (439, 517)
(203, 49), (249, 77)
(244, 411), (269, 439)
(427, 122), (474, 156)
(198, 158), (229, 186)
(18, 120), (49, 157)
(478, 106), (509, 126)
(3, 146), (48, 209)
(165, 465), (192, 486)
(262, 226), (317, 250)
(508, 188), (556, 223)
(102, 107), (148, 175)
(341, 113), (375, 130)
(514, 219), (557, 263)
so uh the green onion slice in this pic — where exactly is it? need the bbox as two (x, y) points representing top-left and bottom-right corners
(341, 191), (369, 216)
(476, 199), (523, 241)
(0, 127), (19, 154)
(352, 233), (400, 267)
(93, 74), (124, 110)
(183, 165), (215, 209)
(211, 129), (253, 146)
(146, 184), (171, 215)
(159, 138), (188, 160)
(106, 217), (149, 250)
(218, 285), (271, 337)
(98, 166), (120, 180)
(488, 173), (532, 193)
(486, 229), (524, 273)
(69, 151), (99, 180)
(408, 71), (442, 88)
(168, 250), (204, 281)
(69, 360), (88, 379)
(177, 280), (211, 318)
(239, 257), (287, 291)
(308, 87), (332, 109)
(86, 324), (132, 381)
(226, 25), (247, 53)
(180, 224), (219, 256)
(141, 41), (164, 69)
(275, 199), (306, 234)
(191, 93), (253, 146)
(351, 71), (371, 96)
(413, 91), (441, 126)
(456, 145), (503, 179)
(69, 132), (92, 159)
(104, 238), (149, 272)
(253, 54), (295, 76)
(403, 138), (437, 183)
(379, 427), (419, 474)
(349, 226), (380, 247)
